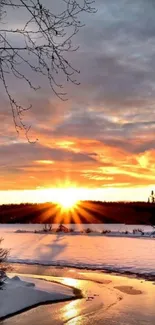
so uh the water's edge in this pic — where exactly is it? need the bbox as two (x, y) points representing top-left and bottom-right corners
(8, 261), (155, 282)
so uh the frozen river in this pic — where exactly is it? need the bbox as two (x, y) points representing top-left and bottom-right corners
(1, 224), (155, 276)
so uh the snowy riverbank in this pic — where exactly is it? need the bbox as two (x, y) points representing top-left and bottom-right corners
(14, 229), (155, 238)
(0, 274), (76, 320)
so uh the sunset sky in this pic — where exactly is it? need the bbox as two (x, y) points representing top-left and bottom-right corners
(0, 0), (155, 204)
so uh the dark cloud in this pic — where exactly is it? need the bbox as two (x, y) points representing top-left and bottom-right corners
(51, 107), (155, 152)
(99, 138), (155, 154)
(2, 0), (155, 117)
(0, 142), (96, 168)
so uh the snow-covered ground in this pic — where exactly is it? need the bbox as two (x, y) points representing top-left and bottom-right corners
(1, 228), (155, 276)
(0, 274), (74, 319)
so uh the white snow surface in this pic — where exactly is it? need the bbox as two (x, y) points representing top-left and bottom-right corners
(0, 275), (74, 319)
(2, 230), (155, 275)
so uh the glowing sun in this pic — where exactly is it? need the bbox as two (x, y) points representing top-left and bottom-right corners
(55, 189), (79, 209)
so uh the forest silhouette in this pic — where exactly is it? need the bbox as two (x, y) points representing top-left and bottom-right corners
(0, 201), (155, 225)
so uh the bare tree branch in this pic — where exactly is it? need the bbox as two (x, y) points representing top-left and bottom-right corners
(0, 0), (96, 139)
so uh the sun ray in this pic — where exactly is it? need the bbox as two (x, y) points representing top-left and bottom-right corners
(36, 203), (59, 224)
(76, 205), (99, 224)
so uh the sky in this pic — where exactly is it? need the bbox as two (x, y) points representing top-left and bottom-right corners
(0, 0), (155, 204)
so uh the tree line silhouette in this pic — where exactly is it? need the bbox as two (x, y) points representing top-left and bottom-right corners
(0, 201), (155, 225)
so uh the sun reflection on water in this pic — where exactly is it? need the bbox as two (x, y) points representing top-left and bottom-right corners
(62, 299), (84, 325)
(60, 277), (83, 324)
(64, 300), (79, 319)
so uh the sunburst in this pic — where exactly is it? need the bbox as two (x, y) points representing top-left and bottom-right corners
(36, 186), (101, 225)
